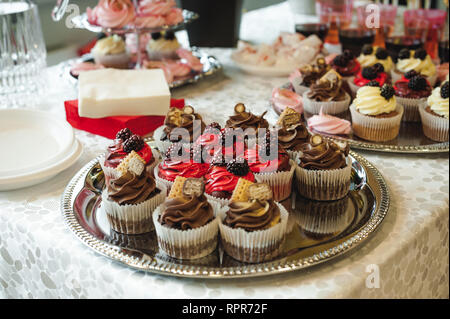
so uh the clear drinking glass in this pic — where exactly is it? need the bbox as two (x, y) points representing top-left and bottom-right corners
(0, 1), (47, 106)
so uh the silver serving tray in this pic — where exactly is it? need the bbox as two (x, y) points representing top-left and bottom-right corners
(61, 150), (390, 279)
(272, 83), (449, 154)
(65, 48), (222, 89)
(71, 10), (199, 34)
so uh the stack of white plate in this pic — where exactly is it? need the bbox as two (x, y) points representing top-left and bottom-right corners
(0, 109), (82, 191)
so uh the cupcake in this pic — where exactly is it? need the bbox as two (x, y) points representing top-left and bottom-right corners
(155, 143), (209, 190)
(205, 158), (255, 204)
(392, 48), (437, 86)
(155, 105), (206, 154)
(218, 181), (288, 263)
(191, 122), (224, 165)
(307, 107), (352, 136)
(153, 176), (221, 259)
(289, 57), (330, 94)
(330, 50), (361, 78)
(350, 82), (404, 142)
(271, 87), (303, 115)
(244, 134), (295, 202)
(357, 45), (394, 73)
(419, 81), (449, 142)
(102, 151), (166, 234)
(349, 63), (390, 95)
(394, 71), (432, 122)
(294, 195), (352, 240)
(295, 135), (352, 201)
(101, 128), (157, 182)
(303, 69), (351, 115)
(225, 103), (269, 133)
(91, 34), (130, 69)
(146, 31), (180, 60)
(276, 107), (310, 159)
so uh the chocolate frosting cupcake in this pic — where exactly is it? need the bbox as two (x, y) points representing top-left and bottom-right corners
(107, 171), (159, 205)
(299, 137), (348, 170)
(225, 103), (269, 131)
(278, 123), (310, 151)
(161, 106), (206, 143)
(159, 194), (214, 230)
(224, 199), (280, 232)
(307, 77), (347, 102)
(298, 58), (330, 87)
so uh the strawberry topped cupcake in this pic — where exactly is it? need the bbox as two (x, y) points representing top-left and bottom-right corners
(87, 0), (136, 29)
(349, 63), (390, 94)
(289, 57), (330, 94)
(330, 50), (361, 78)
(102, 128), (157, 182)
(394, 71), (432, 122)
(205, 158), (255, 203)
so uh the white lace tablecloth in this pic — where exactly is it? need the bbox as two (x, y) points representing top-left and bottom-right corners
(0, 3), (448, 299)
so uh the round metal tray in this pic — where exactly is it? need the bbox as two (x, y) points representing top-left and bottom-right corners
(271, 83), (449, 154)
(71, 10), (199, 34)
(61, 151), (390, 279)
(64, 48), (222, 90)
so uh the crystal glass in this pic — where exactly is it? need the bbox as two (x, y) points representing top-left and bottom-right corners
(404, 9), (447, 60)
(0, 1), (47, 106)
(316, 0), (353, 45)
(357, 4), (397, 48)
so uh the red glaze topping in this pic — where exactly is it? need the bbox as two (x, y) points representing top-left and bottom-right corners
(205, 166), (255, 195)
(331, 59), (361, 77)
(394, 77), (432, 99)
(354, 70), (388, 87)
(244, 147), (291, 173)
(158, 160), (209, 182)
(104, 140), (153, 168)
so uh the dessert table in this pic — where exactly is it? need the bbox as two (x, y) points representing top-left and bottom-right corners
(0, 2), (448, 299)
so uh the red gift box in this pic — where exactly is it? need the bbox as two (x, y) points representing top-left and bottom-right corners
(64, 99), (184, 139)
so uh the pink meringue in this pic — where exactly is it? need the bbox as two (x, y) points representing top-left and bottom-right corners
(271, 88), (303, 114)
(134, 14), (166, 28)
(166, 61), (191, 77)
(176, 48), (203, 72)
(138, 0), (172, 16)
(87, 0), (135, 29)
(307, 108), (352, 135)
(164, 7), (184, 26)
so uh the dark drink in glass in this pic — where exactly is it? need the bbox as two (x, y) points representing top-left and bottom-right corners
(385, 36), (424, 62)
(439, 40), (449, 63)
(338, 28), (375, 57)
(295, 23), (329, 41)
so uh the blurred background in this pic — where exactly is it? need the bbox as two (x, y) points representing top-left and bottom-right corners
(32, 0), (449, 65)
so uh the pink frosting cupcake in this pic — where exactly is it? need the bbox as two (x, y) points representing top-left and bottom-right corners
(307, 108), (352, 135)
(165, 8), (184, 25)
(271, 88), (303, 115)
(87, 0), (135, 29)
(176, 48), (203, 72)
(134, 14), (166, 28)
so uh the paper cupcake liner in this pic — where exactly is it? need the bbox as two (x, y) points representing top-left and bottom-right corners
(153, 165), (174, 194)
(291, 79), (309, 96)
(350, 104), (404, 142)
(93, 52), (130, 69)
(302, 91), (351, 115)
(286, 150), (302, 163)
(101, 184), (167, 234)
(391, 70), (437, 87)
(293, 196), (352, 238)
(218, 202), (289, 263)
(418, 103), (449, 142)
(153, 202), (225, 260)
(295, 157), (352, 201)
(347, 77), (362, 95)
(254, 160), (296, 202)
(278, 197), (296, 234)
(205, 193), (231, 207)
(396, 96), (427, 122)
